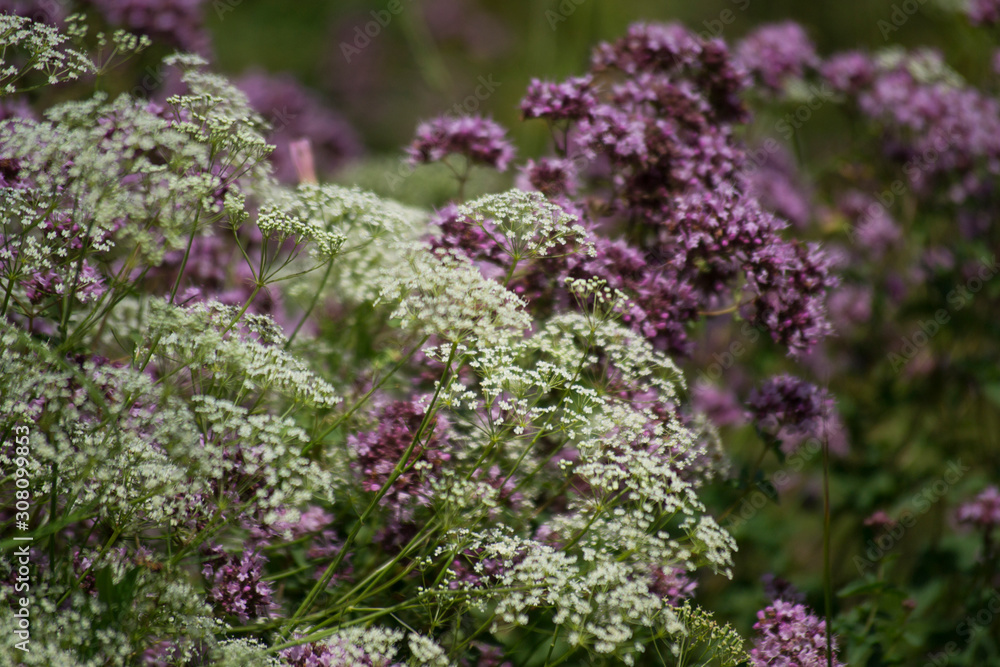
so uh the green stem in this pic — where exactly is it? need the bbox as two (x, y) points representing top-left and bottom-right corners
(823, 432), (834, 667)
(284, 257), (334, 350)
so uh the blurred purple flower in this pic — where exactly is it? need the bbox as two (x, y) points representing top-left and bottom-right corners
(407, 115), (514, 171)
(736, 22), (819, 92)
(957, 486), (1000, 531)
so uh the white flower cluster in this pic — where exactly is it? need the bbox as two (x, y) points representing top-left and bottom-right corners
(0, 92), (226, 265)
(0, 14), (95, 93)
(145, 299), (341, 408)
(407, 633), (452, 667)
(457, 189), (594, 262)
(191, 394), (334, 522)
(377, 248), (531, 348)
(257, 183), (425, 262)
(438, 528), (681, 663)
(164, 54), (273, 193)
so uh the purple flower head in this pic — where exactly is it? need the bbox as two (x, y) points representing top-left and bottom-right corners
(348, 398), (451, 529)
(839, 191), (901, 257)
(747, 374), (836, 450)
(591, 22), (748, 122)
(201, 546), (277, 623)
(573, 104), (647, 163)
(407, 115), (514, 171)
(692, 380), (746, 428)
(520, 75), (597, 121)
(736, 22), (819, 92)
(567, 236), (699, 355)
(747, 146), (812, 228)
(592, 22), (702, 75)
(517, 157), (580, 199)
(90, 0), (211, 54)
(827, 284), (873, 334)
(744, 240), (838, 356)
(957, 486), (1000, 531)
(821, 51), (876, 94)
(968, 0), (1000, 25)
(751, 600), (845, 667)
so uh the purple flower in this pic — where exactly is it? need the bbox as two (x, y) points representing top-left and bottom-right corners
(348, 399), (452, 534)
(747, 146), (812, 228)
(744, 241), (838, 357)
(407, 115), (514, 171)
(520, 75), (597, 121)
(736, 22), (819, 92)
(827, 284), (873, 334)
(591, 22), (748, 122)
(692, 380), (746, 428)
(839, 191), (901, 258)
(820, 51), (875, 94)
(968, 0), (1000, 25)
(89, 0), (211, 54)
(957, 486), (1000, 531)
(201, 546), (277, 623)
(517, 157), (580, 198)
(746, 374), (836, 452)
(750, 600), (845, 667)
(567, 237), (700, 355)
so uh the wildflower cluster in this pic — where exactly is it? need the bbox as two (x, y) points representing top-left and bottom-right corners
(2, 5), (999, 666)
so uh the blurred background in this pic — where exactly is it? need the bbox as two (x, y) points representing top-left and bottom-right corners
(209, 0), (990, 154)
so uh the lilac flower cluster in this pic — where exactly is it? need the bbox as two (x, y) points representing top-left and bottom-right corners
(201, 546), (278, 623)
(88, 0), (211, 54)
(736, 22), (820, 92)
(746, 374), (836, 453)
(967, 0), (1000, 25)
(750, 599), (844, 666)
(957, 486), (1000, 531)
(822, 49), (1000, 204)
(347, 398), (452, 538)
(407, 114), (514, 171)
(507, 22), (837, 357)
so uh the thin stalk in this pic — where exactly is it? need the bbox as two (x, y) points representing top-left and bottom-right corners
(822, 432), (834, 667)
